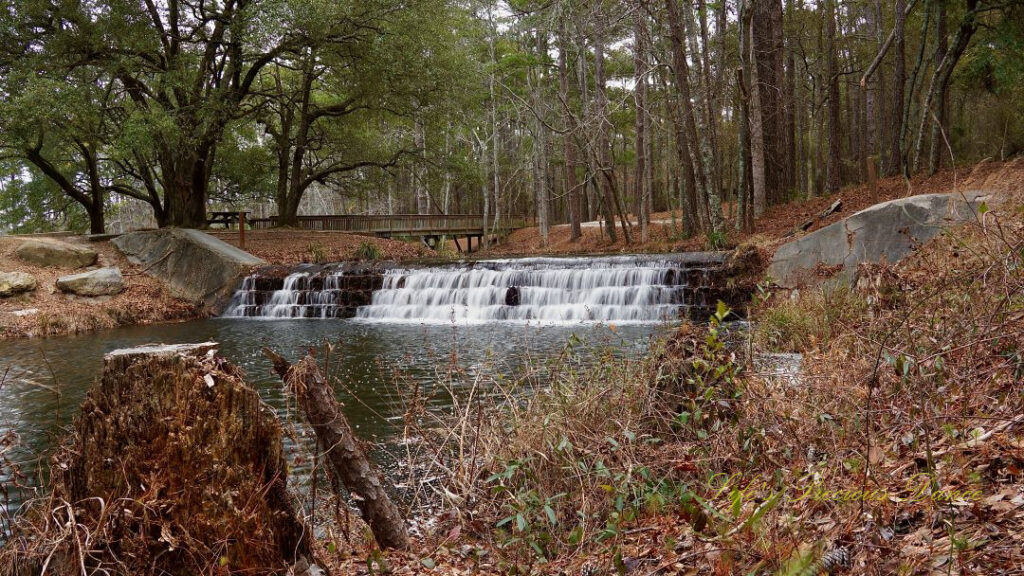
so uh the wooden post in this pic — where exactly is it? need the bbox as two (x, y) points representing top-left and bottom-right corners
(867, 157), (878, 203)
(238, 211), (247, 250)
(263, 349), (410, 550)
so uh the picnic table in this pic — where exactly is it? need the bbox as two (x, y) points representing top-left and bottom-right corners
(207, 211), (249, 229)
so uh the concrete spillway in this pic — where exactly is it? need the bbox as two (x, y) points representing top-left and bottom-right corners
(223, 253), (732, 324)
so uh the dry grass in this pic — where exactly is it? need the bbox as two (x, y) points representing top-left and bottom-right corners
(316, 183), (1023, 575)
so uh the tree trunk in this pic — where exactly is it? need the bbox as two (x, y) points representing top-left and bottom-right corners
(532, 31), (550, 246)
(696, 0), (721, 197)
(690, 0), (723, 233)
(664, 0), (710, 231)
(558, 20), (582, 241)
(784, 0), (797, 193)
(274, 131), (293, 226)
(870, 1), (885, 164)
(751, 0), (787, 204)
(886, 0), (908, 177)
(913, 0), (979, 172)
(634, 7), (651, 243)
(265, 351), (410, 551)
(928, 0), (949, 173)
(414, 119), (429, 215)
(742, 0), (768, 216)
(736, 66), (755, 233)
(593, 9), (618, 243)
(163, 146), (213, 228)
(485, 6), (500, 248)
(825, 0), (841, 194)
(88, 199), (105, 234)
(5, 343), (314, 574)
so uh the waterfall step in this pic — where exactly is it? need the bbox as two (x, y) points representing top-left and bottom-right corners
(222, 253), (738, 323)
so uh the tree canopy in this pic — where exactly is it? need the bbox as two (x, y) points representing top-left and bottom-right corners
(0, 0), (1020, 235)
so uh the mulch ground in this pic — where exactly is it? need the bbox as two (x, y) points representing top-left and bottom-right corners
(206, 229), (432, 265)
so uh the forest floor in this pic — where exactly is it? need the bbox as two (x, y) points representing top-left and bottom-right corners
(207, 228), (433, 264)
(0, 235), (200, 339)
(311, 158), (1024, 574)
(488, 157), (1024, 257)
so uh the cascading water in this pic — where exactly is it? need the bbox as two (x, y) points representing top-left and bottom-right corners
(222, 269), (369, 319)
(222, 254), (727, 324)
(356, 256), (709, 324)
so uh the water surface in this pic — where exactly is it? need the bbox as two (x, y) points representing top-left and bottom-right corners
(0, 317), (664, 504)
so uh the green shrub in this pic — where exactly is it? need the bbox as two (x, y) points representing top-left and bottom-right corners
(353, 240), (384, 261)
(705, 229), (727, 250)
(435, 239), (459, 260)
(755, 286), (865, 352)
(305, 242), (328, 264)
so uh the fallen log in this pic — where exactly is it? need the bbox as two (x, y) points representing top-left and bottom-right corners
(263, 348), (410, 550)
(0, 342), (315, 576)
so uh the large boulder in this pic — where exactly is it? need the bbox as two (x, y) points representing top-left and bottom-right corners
(769, 191), (991, 288)
(0, 271), (36, 297)
(113, 228), (265, 312)
(56, 267), (124, 296)
(16, 238), (97, 269)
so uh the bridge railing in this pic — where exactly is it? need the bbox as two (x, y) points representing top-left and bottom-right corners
(248, 214), (527, 235)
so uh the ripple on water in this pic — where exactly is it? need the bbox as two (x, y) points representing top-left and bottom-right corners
(0, 317), (666, 517)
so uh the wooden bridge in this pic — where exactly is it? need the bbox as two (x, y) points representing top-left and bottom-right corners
(247, 213), (528, 251)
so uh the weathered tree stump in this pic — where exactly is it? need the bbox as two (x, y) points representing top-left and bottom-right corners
(0, 343), (314, 576)
(264, 349), (410, 550)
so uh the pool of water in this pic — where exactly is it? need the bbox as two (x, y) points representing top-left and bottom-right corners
(0, 317), (666, 509)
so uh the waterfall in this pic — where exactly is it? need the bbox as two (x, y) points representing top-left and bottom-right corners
(222, 270), (362, 319)
(222, 254), (724, 323)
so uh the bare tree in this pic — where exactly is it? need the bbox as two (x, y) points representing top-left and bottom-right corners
(558, 15), (582, 241)
(824, 0), (841, 194)
(913, 0), (981, 172)
(887, 0), (908, 177)
(928, 0), (950, 173)
(741, 0), (768, 216)
(664, 0), (710, 231)
(634, 5), (652, 243)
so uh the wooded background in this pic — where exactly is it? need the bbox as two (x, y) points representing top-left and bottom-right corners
(0, 0), (1020, 243)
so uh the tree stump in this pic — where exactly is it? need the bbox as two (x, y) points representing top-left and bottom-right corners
(0, 343), (313, 576)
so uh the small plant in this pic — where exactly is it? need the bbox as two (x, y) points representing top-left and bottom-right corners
(306, 242), (328, 264)
(754, 286), (865, 353)
(435, 239), (459, 260)
(353, 240), (384, 261)
(705, 229), (727, 250)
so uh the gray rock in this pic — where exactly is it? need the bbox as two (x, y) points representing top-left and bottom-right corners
(112, 228), (265, 312)
(16, 238), (98, 268)
(0, 271), (37, 297)
(57, 267), (125, 296)
(769, 190), (991, 288)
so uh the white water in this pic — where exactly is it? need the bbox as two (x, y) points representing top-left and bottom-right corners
(224, 255), (719, 324)
(223, 272), (347, 318)
(360, 256), (709, 324)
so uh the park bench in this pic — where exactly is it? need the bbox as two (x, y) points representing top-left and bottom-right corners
(207, 211), (248, 229)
